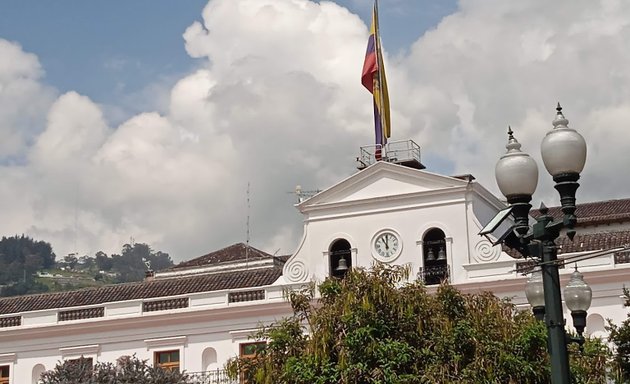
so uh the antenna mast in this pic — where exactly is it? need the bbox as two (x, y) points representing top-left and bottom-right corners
(246, 182), (250, 265)
(73, 181), (79, 256)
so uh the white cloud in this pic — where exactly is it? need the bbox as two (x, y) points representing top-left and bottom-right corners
(2, 0), (630, 262)
(0, 39), (56, 158)
(0, 0), (374, 260)
(393, 0), (630, 204)
(32, 92), (109, 167)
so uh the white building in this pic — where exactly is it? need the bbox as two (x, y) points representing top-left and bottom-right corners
(1, 144), (629, 383)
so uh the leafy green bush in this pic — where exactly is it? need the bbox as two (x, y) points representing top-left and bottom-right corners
(227, 264), (608, 384)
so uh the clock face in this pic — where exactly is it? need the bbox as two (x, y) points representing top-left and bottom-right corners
(374, 232), (400, 259)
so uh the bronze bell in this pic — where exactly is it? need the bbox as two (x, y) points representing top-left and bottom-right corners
(437, 246), (446, 261)
(336, 257), (349, 272)
(426, 248), (435, 261)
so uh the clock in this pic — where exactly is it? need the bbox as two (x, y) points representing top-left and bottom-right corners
(372, 230), (402, 261)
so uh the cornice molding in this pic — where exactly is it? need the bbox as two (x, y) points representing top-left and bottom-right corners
(0, 353), (16, 364)
(60, 344), (100, 357)
(144, 335), (187, 349)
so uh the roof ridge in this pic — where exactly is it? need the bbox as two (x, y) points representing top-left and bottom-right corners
(0, 267), (283, 315)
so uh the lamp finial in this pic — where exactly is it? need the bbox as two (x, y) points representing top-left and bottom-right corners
(553, 103), (568, 128)
(505, 126), (521, 152)
(539, 202), (548, 214)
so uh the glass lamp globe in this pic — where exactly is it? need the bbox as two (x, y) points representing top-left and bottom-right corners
(564, 268), (592, 312)
(495, 127), (539, 200)
(540, 104), (587, 178)
(525, 270), (545, 308)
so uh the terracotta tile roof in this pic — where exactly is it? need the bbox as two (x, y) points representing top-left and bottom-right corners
(171, 243), (279, 270)
(502, 229), (630, 258)
(0, 267), (282, 315)
(557, 230), (630, 254)
(276, 255), (291, 263)
(531, 198), (630, 226)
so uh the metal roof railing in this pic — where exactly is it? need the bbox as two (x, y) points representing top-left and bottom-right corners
(357, 140), (424, 170)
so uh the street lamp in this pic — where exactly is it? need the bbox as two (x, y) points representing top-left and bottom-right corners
(564, 267), (592, 340)
(525, 267), (593, 339)
(525, 270), (545, 321)
(493, 103), (587, 384)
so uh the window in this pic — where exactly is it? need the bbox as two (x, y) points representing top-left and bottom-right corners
(240, 342), (265, 384)
(155, 350), (180, 372)
(420, 228), (449, 285)
(0, 365), (9, 384)
(67, 357), (93, 369)
(329, 239), (351, 278)
(240, 342), (265, 358)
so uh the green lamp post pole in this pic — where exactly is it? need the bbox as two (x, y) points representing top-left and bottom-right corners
(494, 104), (587, 384)
(536, 212), (571, 383)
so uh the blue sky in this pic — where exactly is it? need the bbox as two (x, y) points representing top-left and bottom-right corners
(0, 1), (455, 124)
(0, 1), (209, 121)
(0, 0), (628, 260)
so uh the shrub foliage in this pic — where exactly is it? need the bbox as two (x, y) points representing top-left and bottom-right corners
(227, 264), (608, 384)
(39, 355), (190, 384)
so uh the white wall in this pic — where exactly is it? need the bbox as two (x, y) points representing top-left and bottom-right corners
(5, 304), (290, 383)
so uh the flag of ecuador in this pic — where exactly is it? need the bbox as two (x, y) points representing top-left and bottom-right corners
(361, 0), (390, 159)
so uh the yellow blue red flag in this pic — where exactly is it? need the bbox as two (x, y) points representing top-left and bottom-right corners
(361, 0), (390, 160)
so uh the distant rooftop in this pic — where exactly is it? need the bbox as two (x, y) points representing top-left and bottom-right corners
(171, 243), (281, 270)
(502, 198), (630, 259)
(503, 229), (630, 259)
(531, 198), (630, 227)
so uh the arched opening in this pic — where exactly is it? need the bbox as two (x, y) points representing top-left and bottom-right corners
(586, 313), (606, 339)
(421, 228), (448, 285)
(32, 364), (46, 384)
(329, 239), (351, 278)
(202, 347), (218, 371)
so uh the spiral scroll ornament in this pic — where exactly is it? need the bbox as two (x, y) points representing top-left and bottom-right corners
(474, 240), (501, 262)
(285, 260), (309, 282)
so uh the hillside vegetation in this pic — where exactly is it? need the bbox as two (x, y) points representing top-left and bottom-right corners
(0, 235), (174, 297)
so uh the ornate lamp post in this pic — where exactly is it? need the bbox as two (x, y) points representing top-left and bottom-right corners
(493, 104), (587, 384)
(564, 267), (592, 340)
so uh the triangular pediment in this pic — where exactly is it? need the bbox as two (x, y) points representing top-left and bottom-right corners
(299, 162), (469, 209)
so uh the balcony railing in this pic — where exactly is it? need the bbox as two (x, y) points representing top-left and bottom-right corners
(188, 370), (237, 384)
(615, 251), (630, 264)
(417, 264), (450, 286)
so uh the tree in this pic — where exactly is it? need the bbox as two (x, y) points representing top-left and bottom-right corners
(39, 355), (191, 384)
(0, 235), (55, 284)
(63, 253), (79, 270)
(0, 235), (56, 297)
(77, 255), (95, 270)
(95, 251), (113, 271)
(608, 288), (630, 382)
(111, 243), (174, 282)
(227, 264), (609, 384)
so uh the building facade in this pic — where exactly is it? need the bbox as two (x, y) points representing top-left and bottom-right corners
(1, 160), (629, 383)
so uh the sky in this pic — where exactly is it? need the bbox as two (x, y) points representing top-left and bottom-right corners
(0, 0), (629, 262)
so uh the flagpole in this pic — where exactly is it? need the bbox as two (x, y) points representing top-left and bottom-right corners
(373, 0), (387, 151)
